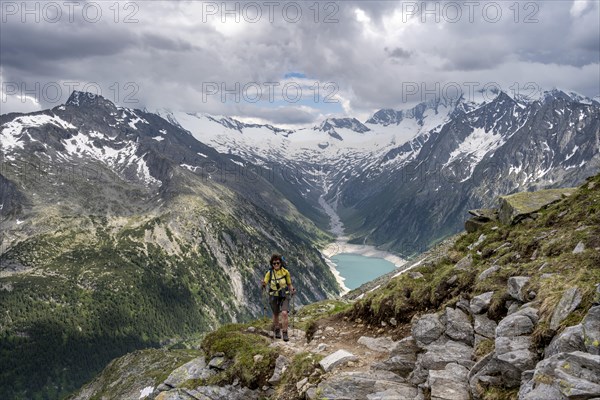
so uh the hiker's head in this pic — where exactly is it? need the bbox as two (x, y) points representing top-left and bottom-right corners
(270, 254), (283, 269)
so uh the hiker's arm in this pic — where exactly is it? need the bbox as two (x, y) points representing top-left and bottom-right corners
(262, 271), (269, 289)
(287, 272), (295, 293)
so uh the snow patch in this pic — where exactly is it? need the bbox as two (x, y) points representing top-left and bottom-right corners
(1, 114), (76, 152)
(139, 386), (154, 399)
(152, 136), (164, 142)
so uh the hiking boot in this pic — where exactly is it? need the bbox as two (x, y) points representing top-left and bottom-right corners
(283, 331), (289, 342)
(274, 328), (281, 339)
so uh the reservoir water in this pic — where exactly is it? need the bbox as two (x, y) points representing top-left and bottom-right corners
(330, 253), (397, 290)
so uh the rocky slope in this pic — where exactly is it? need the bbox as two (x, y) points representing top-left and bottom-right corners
(0, 91), (340, 399)
(71, 173), (600, 399)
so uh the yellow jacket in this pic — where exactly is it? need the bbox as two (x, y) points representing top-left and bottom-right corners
(264, 268), (292, 296)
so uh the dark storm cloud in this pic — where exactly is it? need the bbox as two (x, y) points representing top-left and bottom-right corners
(1, 0), (598, 121)
(385, 47), (412, 59)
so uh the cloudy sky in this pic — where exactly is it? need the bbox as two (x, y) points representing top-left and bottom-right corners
(1, 0), (599, 125)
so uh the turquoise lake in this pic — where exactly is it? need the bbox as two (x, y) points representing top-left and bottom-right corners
(330, 253), (397, 290)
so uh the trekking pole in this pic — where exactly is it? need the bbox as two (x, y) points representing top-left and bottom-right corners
(291, 292), (296, 338)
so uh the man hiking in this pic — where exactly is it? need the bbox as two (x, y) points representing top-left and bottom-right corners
(262, 254), (295, 341)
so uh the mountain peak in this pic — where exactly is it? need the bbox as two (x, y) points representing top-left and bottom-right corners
(317, 117), (370, 133)
(65, 90), (117, 110)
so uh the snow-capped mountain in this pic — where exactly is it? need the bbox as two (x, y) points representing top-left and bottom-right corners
(159, 88), (600, 253)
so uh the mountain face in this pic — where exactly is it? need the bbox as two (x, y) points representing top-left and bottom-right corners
(160, 89), (600, 255)
(339, 90), (600, 253)
(0, 91), (340, 399)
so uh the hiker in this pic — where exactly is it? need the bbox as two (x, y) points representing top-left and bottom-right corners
(262, 254), (295, 341)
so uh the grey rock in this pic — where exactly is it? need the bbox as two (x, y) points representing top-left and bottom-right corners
(456, 298), (471, 315)
(470, 292), (494, 315)
(189, 385), (260, 400)
(374, 336), (419, 377)
(478, 265), (500, 282)
(155, 389), (199, 400)
(507, 301), (520, 315)
(545, 325), (586, 358)
(454, 254), (473, 271)
(316, 370), (417, 400)
(296, 377), (309, 392)
(573, 241), (585, 254)
(372, 354), (416, 378)
(207, 355), (228, 370)
(390, 336), (420, 357)
(474, 314), (498, 339)
(428, 363), (470, 400)
(319, 349), (359, 372)
(495, 336), (537, 371)
(508, 277), (530, 302)
(447, 275), (459, 285)
(389, 318), (397, 326)
(316, 343), (328, 353)
(468, 234), (487, 250)
(525, 352), (600, 399)
(541, 273), (556, 279)
(268, 355), (289, 384)
(409, 271), (424, 279)
(469, 355), (523, 397)
(496, 314), (535, 337)
(163, 357), (214, 388)
(412, 313), (445, 346)
(550, 287), (582, 331)
(582, 306), (600, 355)
(444, 308), (474, 345)
(517, 369), (535, 400)
(517, 306), (540, 324)
(358, 336), (397, 353)
(419, 340), (474, 370)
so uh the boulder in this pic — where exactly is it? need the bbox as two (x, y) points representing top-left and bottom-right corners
(468, 209), (499, 221)
(496, 314), (534, 337)
(572, 241), (585, 254)
(419, 340), (474, 370)
(443, 308), (474, 345)
(517, 370), (535, 400)
(428, 363), (470, 400)
(454, 254), (473, 271)
(478, 265), (501, 282)
(508, 277), (530, 302)
(189, 385), (259, 400)
(268, 355), (289, 384)
(470, 292), (494, 315)
(550, 287), (582, 331)
(162, 356), (214, 388)
(495, 336), (537, 371)
(390, 336), (420, 357)
(319, 349), (359, 372)
(524, 352), (600, 399)
(315, 370), (418, 400)
(498, 188), (574, 225)
(155, 389), (200, 400)
(582, 306), (600, 355)
(474, 314), (498, 339)
(465, 218), (487, 233)
(208, 355), (229, 370)
(412, 313), (445, 346)
(373, 336), (419, 377)
(358, 336), (397, 353)
(545, 325), (586, 358)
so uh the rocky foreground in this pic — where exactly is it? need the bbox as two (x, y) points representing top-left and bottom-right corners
(72, 174), (600, 400)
